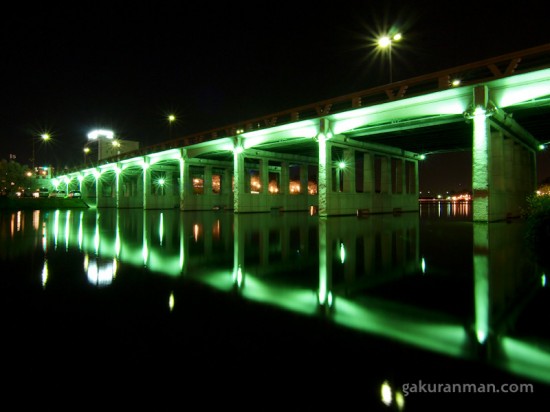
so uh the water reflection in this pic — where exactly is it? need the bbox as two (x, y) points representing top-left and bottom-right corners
(0, 205), (548, 390)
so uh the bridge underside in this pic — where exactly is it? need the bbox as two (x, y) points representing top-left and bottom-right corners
(55, 67), (550, 221)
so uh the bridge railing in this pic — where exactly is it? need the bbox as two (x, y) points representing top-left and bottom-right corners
(69, 43), (550, 173)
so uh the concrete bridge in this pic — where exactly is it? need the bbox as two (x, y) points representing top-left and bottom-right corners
(54, 44), (550, 222)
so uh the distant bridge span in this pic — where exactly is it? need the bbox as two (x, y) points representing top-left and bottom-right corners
(56, 43), (550, 222)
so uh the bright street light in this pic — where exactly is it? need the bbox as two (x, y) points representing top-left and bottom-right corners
(87, 129), (114, 163)
(32, 133), (51, 170)
(377, 32), (402, 83)
(168, 114), (176, 139)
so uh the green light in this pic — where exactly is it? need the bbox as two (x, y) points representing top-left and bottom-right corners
(169, 292), (175, 311)
(421, 257), (426, 274)
(542, 274), (547, 287)
(158, 178), (165, 186)
(338, 161), (346, 169)
(539, 144), (546, 151)
(381, 380), (393, 406)
(419, 154), (426, 160)
(340, 242), (346, 263)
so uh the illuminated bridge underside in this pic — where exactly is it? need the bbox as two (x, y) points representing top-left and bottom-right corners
(56, 68), (550, 220)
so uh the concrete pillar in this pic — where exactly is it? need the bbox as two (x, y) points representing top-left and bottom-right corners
(260, 158), (268, 194)
(204, 165), (212, 195)
(471, 85), (491, 222)
(318, 136), (332, 217)
(280, 161), (289, 194)
(233, 148), (245, 213)
(363, 152), (374, 193)
(380, 156), (391, 194)
(179, 156), (189, 210)
(300, 164), (308, 195)
(221, 166), (231, 195)
(343, 148), (355, 193)
(143, 157), (152, 209)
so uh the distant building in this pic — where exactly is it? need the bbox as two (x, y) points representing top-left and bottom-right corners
(99, 139), (140, 161)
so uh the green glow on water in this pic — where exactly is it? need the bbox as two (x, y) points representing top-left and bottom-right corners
(501, 337), (550, 384)
(241, 276), (318, 316)
(340, 242), (346, 264)
(333, 297), (468, 358)
(169, 292), (175, 311)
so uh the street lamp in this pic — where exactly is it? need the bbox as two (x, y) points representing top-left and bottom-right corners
(377, 32), (402, 83)
(31, 133), (51, 170)
(87, 129), (114, 163)
(83, 147), (91, 165)
(168, 114), (176, 139)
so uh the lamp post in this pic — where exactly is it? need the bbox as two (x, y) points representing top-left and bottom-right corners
(83, 147), (91, 165)
(31, 133), (51, 170)
(87, 129), (114, 164)
(377, 32), (402, 83)
(168, 114), (176, 139)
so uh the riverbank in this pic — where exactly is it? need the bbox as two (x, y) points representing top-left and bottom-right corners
(0, 197), (90, 210)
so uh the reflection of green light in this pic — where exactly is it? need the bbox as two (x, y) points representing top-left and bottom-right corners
(41, 259), (49, 288)
(501, 337), (550, 384)
(542, 274), (547, 287)
(340, 242), (346, 264)
(333, 297), (468, 358)
(169, 292), (175, 311)
(65, 211), (71, 250)
(159, 213), (164, 246)
(421, 257), (426, 274)
(381, 380), (392, 406)
(241, 276), (318, 315)
(474, 223), (489, 344)
(142, 241), (149, 266)
(395, 392), (405, 410)
(53, 210), (59, 249)
(78, 211), (83, 250)
(237, 266), (243, 288)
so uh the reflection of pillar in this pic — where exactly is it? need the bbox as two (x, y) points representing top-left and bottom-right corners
(343, 236), (356, 283)
(473, 222), (489, 346)
(142, 209), (149, 266)
(233, 214), (245, 289)
(179, 212), (188, 275)
(318, 217), (333, 311)
(260, 227), (269, 265)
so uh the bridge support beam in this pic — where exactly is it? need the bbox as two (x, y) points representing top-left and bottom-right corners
(470, 85), (537, 222)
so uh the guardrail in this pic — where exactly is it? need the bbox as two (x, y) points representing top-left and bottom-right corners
(66, 43), (550, 174)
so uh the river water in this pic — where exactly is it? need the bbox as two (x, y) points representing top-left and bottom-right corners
(1, 202), (548, 409)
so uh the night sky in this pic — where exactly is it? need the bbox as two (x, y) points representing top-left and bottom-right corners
(3, 1), (550, 192)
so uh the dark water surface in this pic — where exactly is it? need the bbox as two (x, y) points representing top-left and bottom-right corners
(1, 203), (549, 409)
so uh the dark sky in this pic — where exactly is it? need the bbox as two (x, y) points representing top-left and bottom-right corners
(2, 1), (550, 192)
